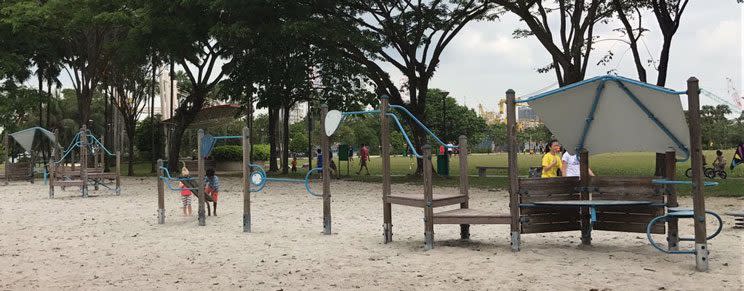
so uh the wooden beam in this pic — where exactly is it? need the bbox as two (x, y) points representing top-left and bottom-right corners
(664, 150), (679, 250)
(458, 135), (470, 239)
(80, 126), (88, 197)
(579, 149), (591, 245)
(506, 89), (520, 251)
(242, 126), (251, 232)
(423, 144), (434, 250)
(381, 96), (392, 243)
(687, 77), (708, 271)
(321, 105), (331, 235)
(197, 129), (206, 226)
(157, 159), (165, 224)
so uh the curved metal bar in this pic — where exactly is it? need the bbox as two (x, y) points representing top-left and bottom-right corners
(387, 113), (422, 158)
(646, 210), (724, 254)
(388, 104), (457, 148)
(304, 167), (322, 197)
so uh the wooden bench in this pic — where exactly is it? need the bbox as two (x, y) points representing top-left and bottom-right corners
(476, 166), (508, 177)
(433, 208), (510, 224)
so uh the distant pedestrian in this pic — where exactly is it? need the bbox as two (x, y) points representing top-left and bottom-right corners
(356, 143), (370, 175)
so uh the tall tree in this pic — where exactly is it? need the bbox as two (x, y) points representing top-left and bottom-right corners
(315, 0), (495, 173)
(46, 0), (130, 126)
(145, 0), (228, 170)
(496, 0), (613, 86)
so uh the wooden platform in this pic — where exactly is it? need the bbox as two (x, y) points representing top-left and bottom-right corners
(384, 193), (467, 208)
(433, 208), (510, 224)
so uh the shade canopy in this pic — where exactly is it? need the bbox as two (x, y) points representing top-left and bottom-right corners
(162, 104), (243, 128)
(8, 127), (58, 153)
(519, 75), (690, 159)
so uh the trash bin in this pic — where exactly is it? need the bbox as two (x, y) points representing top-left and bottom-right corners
(437, 154), (449, 176)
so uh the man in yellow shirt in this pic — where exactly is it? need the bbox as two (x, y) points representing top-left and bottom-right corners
(541, 140), (563, 178)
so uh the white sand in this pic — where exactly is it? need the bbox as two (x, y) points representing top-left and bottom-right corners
(0, 177), (742, 290)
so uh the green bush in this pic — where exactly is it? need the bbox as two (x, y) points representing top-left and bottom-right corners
(211, 144), (271, 162)
(252, 144), (270, 161)
(212, 145), (242, 161)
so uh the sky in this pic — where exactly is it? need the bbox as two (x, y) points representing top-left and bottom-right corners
(384, 1), (743, 113)
(27, 1), (743, 115)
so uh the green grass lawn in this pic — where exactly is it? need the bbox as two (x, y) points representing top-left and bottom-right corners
(8, 150), (741, 197)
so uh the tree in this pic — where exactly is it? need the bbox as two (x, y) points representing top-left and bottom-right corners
(46, 0), (130, 126)
(496, 0), (613, 86)
(315, 0), (495, 173)
(610, 0), (690, 86)
(424, 89), (488, 144)
(700, 105), (733, 149)
(145, 0), (228, 170)
(135, 115), (164, 162)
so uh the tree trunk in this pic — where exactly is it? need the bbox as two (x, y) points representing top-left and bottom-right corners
(79, 87), (93, 128)
(268, 106), (279, 172)
(127, 121), (136, 176)
(167, 123), (187, 171)
(282, 104), (291, 174)
(656, 35), (673, 87)
(38, 71), (43, 127)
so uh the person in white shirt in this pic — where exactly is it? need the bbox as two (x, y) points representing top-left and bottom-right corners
(561, 150), (595, 177)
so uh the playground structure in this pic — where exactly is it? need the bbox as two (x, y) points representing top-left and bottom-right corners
(2, 127), (60, 184)
(157, 108), (331, 233)
(324, 76), (721, 272)
(48, 125), (121, 198)
(506, 76), (720, 271)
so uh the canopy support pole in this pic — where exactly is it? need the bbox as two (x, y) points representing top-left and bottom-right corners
(576, 80), (606, 152)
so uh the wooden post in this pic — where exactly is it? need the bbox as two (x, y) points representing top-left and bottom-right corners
(115, 151), (121, 195)
(458, 135), (470, 239)
(654, 153), (665, 177)
(321, 105), (332, 235)
(423, 144), (434, 250)
(242, 126), (251, 232)
(4, 132), (9, 186)
(80, 126), (88, 197)
(506, 89), (520, 251)
(579, 149), (591, 245)
(664, 150), (679, 250)
(687, 77), (708, 271)
(49, 130), (58, 198)
(157, 159), (165, 224)
(197, 129), (206, 226)
(381, 96), (393, 243)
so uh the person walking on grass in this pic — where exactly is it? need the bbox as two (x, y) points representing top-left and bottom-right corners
(357, 143), (370, 175)
(541, 139), (563, 178)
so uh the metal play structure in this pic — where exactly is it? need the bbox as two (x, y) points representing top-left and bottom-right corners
(48, 125), (121, 198)
(157, 117), (331, 233)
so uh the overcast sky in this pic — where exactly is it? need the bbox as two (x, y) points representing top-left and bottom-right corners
(414, 1), (743, 112)
(30, 1), (743, 114)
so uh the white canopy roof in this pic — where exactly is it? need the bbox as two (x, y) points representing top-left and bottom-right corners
(9, 127), (57, 153)
(520, 75), (690, 159)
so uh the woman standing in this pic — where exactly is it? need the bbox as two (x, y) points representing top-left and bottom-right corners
(541, 140), (563, 178)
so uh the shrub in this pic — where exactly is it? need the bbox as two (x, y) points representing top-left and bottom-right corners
(211, 144), (271, 162)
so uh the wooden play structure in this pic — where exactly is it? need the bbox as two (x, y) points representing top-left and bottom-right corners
(2, 132), (33, 183)
(368, 77), (720, 271)
(157, 107), (331, 233)
(48, 125), (121, 198)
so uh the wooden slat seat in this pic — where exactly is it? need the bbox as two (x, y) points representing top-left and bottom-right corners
(87, 172), (117, 179)
(384, 193), (467, 208)
(56, 180), (85, 187)
(433, 208), (510, 224)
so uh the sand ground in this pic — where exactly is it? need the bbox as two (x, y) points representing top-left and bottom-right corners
(0, 177), (742, 290)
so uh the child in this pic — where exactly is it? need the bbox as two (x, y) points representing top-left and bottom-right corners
(178, 181), (192, 216)
(713, 150), (726, 172)
(291, 156), (298, 173)
(204, 168), (220, 216)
